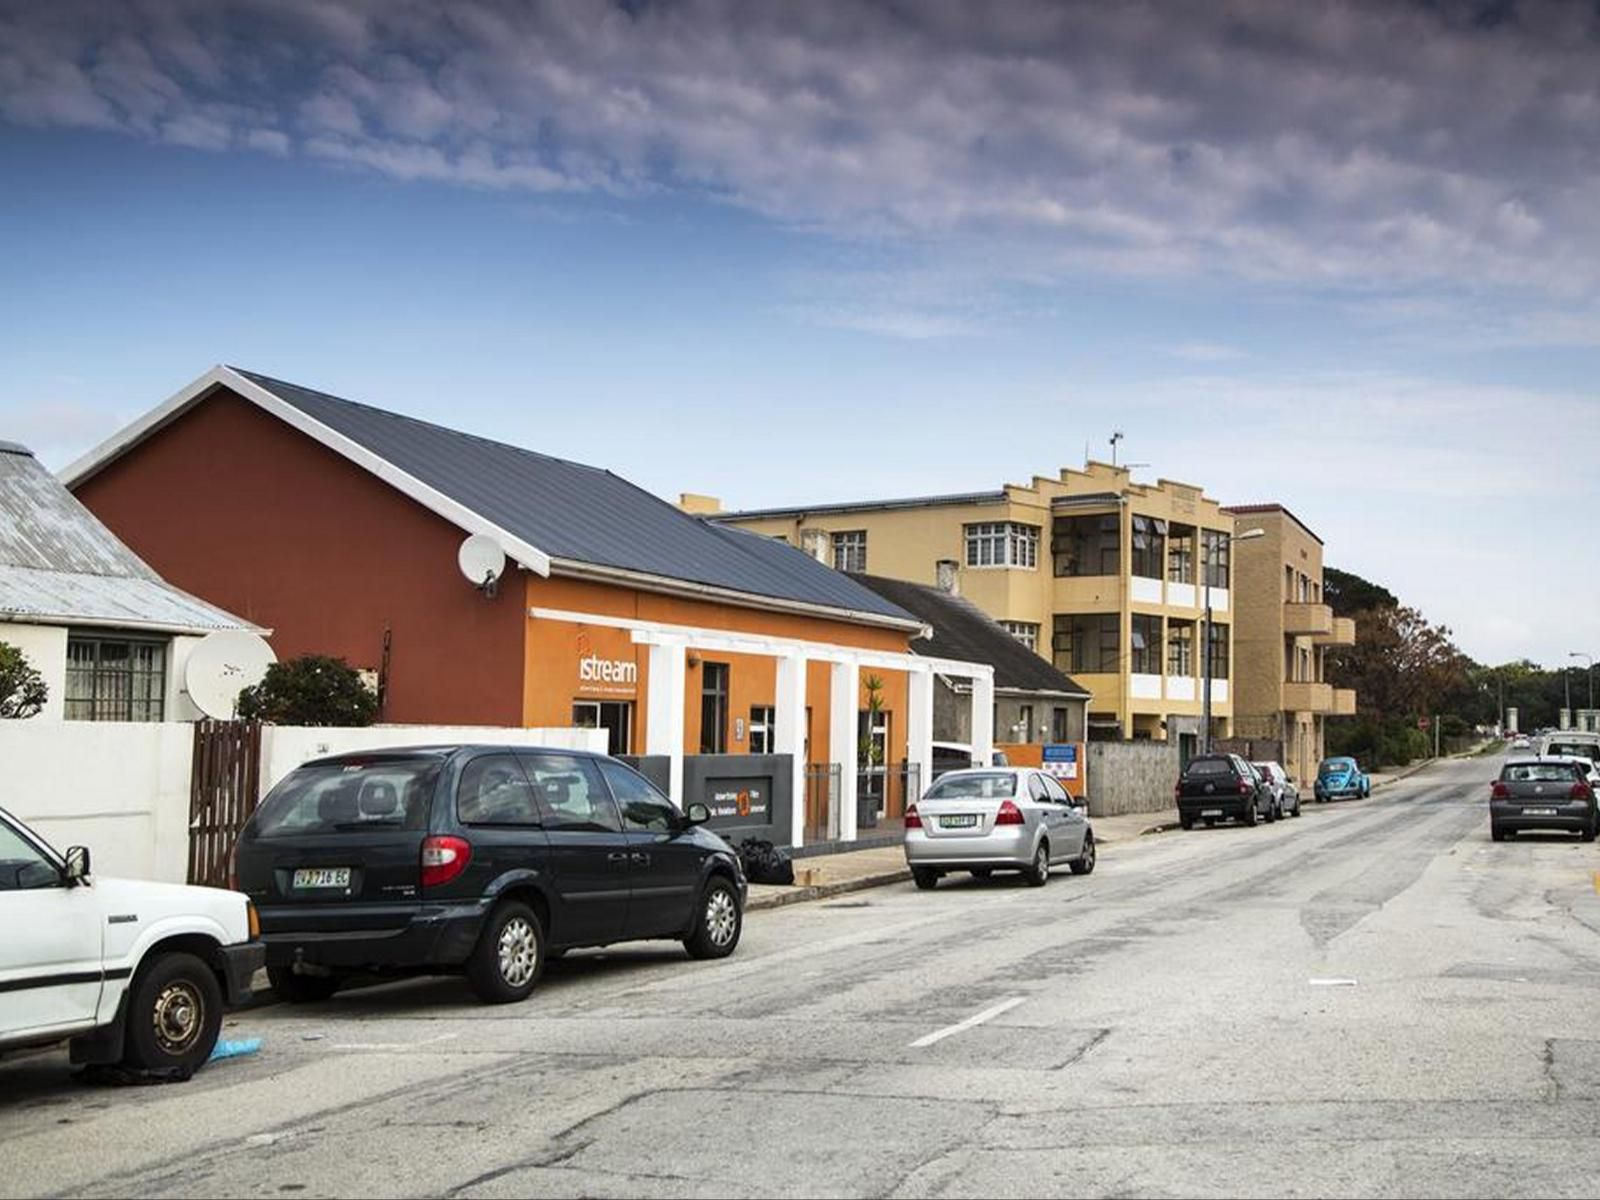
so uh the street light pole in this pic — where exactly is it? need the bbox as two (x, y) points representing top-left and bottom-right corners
(1201, 527), (1264, 754)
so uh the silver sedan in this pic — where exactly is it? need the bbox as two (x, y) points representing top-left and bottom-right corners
(903, 767), (1095, 889)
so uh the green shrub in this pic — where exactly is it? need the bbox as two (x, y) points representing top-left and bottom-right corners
(236, 655), (377, 726)
(0, 642), (47, 719)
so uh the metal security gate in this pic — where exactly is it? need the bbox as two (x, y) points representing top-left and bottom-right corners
(188, 719), (262, 887)
(804, 763), (841, 844)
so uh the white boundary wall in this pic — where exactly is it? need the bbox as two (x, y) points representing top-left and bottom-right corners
(1, 722), (605, 884)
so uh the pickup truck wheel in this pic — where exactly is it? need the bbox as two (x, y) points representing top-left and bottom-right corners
(267, 967), (341, 1004)
(122, 952), (222, 1074)
(467, 900), (545, 1004)
(685, 877), (743, 960)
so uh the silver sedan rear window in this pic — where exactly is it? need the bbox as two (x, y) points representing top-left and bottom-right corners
(924, 772), (1017, 800)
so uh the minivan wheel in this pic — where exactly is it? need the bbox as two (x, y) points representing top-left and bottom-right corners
(686, 877), (743, 959)
(467, 900), (545, 1004)
(1070, 832), (1096, 876)
(1024, 842), (1050, 887)
(123, 952), (223, 1074)
(267, 966), (341, 1004)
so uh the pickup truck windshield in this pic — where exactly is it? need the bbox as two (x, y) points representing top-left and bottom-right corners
(252, 759), (442, 836)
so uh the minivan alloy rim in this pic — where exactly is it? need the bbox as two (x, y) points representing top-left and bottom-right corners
(152, 980), (203, 1055)
(706, 889), (737, 947)
(498, 916), (539, 986)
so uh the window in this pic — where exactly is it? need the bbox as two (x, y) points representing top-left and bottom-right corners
(1167, 526), (1195, 584)
(1200, 530), (1230, 589)
(1051, 707), (1070, 743)
(1053, 613), (1120, 674)
(1131, 515), (1167, 580)
(1131, 615), (1163, 675)
(964, 522), (1039, 569)
(1285, 565), (1295, 600)
(1016, 703), (1035, 741)
(519, 753), (619, 833)
(1052, 513), (1121, 577)
(1168, 622), (1194, 676)
(924, 771), (1017, 800)
(1298, 572), (1309, 602)
(831, 530), (866, 573)
(1206, 622), (1230, 680)
(253, 758), (441, 837)
(458, 754), (542, 826)
(571, 700), (633, 756)
(1000, 621), (1039, 653)
(0, 817), (62, 890)
(65, 634), (167, 721)
(700, 662), (729, 754)
(601, 760), (679, 832)
(1041, 774), (1070, 803)
(1028, 774), (1051, 802)
(748, 705), (776, 754)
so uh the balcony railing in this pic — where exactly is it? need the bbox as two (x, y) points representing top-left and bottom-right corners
(1314, 616), (1356, 646)
(1333, 688), (1357, 716)
(1281, 680), (1334, 713)
(1284, 602), (1334, 636)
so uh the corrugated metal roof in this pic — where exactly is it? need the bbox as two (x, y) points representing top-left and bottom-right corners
(232, 368), (915, 626)
(0, 443), (259, 634)
(848, 573), (1091, 697)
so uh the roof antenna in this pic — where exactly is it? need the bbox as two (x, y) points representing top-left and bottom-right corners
(1109, 430), (1124, 466)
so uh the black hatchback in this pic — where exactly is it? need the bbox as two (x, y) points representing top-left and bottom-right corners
(232, 746), (747, 1004)
(1175, 753), (1274, 829)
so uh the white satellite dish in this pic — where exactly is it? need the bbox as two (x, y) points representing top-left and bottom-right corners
(185, 630), (276, 719)
(458, 533), (506, 597)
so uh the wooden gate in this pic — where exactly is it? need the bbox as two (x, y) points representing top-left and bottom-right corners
(188, 720), (263, 888)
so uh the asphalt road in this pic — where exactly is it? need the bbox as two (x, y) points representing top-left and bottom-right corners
(6, 753), (1600, 1199)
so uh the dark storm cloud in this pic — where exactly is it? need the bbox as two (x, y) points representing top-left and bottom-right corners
(3, 0), (1597, 296)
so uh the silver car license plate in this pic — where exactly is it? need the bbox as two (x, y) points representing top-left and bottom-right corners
(1522, 807), (1558, 816)
(293, 867), (351, 889)
(940, 814), (979, 829)
(1201, 809), (1222, 817)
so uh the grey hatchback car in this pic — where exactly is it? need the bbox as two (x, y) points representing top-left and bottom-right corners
(903, 768), (1095, 889)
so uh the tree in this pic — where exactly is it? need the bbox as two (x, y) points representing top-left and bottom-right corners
(0, 642), (48, 719)
(1323, 567), (1398, 617)
(236, 655), (378, 726)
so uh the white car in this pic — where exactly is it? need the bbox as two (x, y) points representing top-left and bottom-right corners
(0, 806), (263, 1076)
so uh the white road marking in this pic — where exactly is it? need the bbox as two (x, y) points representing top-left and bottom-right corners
(1308, 977), (1358, 987)
(332, 1033), (459, 1051)
(908, 996), (1027, 1048)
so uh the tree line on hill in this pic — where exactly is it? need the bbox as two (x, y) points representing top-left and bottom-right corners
(1322, 567), (1577, 767)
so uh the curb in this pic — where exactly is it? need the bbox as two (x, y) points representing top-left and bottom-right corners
(747, 868), (911, 911)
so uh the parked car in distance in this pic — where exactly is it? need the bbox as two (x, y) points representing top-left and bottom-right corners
(903, 768), (1094, 889)
(1315, 756), (1370, 802)
(0, 806), (263, 1077)
(1253, 761), (1302, 818)
(1490, 757), (1598, 842)
(1510, 735), (1532, 751)
(1175, 754), (1274, 829)
(233, 746), (747, 1005)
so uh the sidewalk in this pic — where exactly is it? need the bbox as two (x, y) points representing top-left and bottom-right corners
(746, 807), (1175, 912)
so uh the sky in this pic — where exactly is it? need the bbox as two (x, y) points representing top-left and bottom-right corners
(2, 0), (1597, 667)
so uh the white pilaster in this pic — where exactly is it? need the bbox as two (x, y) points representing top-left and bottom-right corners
(907, 667), (934, 802)
(775, 650), (809, 847)
(830, 659), (859, 842)
(971, 669), (996, 767)
(645, 639), (688, 804)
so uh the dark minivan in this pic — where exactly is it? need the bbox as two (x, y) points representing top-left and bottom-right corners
(232, 746), (747, 1004)
(1175, 754), (1274, 829)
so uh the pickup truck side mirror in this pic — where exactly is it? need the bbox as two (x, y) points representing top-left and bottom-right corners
(684, 802), (711, 826)
(64, 845), (91, 884)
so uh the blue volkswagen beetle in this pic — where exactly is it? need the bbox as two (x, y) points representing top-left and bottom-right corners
(1315, 756), (1370, 802)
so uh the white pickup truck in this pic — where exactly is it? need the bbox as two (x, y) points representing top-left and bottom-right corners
(0, 805), (264, 1076)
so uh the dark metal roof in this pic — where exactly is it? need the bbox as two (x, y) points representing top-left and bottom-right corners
(717, 489), (1010, 521)
(231, 369), (915, 626)
(1221, 502), (1324, 545)
(848, 573), (1090, 697)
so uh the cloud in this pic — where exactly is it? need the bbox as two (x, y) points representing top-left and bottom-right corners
(2, 1), (1599, 331)
(1164, 341), (1247, 362)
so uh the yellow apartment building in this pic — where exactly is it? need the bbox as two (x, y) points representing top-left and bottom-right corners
(1223, 504), (1357, 784)
(691, 462), (1241, 755)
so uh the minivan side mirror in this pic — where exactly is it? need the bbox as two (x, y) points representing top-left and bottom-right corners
(64, 845), (91, 885)
(685, 802), (711, 826)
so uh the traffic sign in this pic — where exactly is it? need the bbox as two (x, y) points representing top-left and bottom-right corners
(1418, 717), (1430, 730)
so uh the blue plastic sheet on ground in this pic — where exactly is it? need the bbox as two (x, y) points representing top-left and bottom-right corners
(208, 1037), (263, 1062)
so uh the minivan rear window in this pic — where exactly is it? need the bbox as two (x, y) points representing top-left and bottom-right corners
(251, 759), (442, 836)
(1183, 758), (1233, 776)
(924, 772), (1016, 800)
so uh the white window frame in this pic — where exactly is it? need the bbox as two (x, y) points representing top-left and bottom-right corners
(999, 621), (1040, 653)
(831, 530), (867, 573)
(964, 522), (1039, 570)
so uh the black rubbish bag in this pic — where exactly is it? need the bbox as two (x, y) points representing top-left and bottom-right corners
(739, 837), (795, 886)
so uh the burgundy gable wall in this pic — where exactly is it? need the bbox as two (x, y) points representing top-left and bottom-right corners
(73, 387), (526, 726)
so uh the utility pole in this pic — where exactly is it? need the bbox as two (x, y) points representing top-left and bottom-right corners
(1571, 652), (1595, 730)
(1566, 666), (1573, 729)
(1434, 713), (1441, 759)
(1202, 526), (1265, 754)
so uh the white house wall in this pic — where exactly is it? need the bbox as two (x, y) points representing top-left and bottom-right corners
(0, 621), (67, 720)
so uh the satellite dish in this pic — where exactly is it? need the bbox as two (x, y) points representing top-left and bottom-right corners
(458, 534), (506, 597)
(185, 630), (276, 719)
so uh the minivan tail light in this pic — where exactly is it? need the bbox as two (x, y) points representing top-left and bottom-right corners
(420, 836), (472, 888)
(995, 799), (1025, 826)
(1491, 781), (1510, 800)
(905, 804), (923, 829)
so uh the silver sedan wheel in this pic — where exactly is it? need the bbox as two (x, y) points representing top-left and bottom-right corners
(705, 888), (739, 948)
(497, 916), (540, 987)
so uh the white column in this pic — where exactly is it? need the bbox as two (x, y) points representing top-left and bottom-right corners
(645, 639), (688, 805)
(830, 659), (859, 842)
(774, 650), (809, 848)
(971, 669), (996, 766)
(907, 666), (934, 802)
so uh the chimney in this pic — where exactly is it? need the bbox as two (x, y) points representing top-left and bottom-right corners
(935, 559), (959, 594)
(800, 528), (830, 564)
(678, 493), (723, 515)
